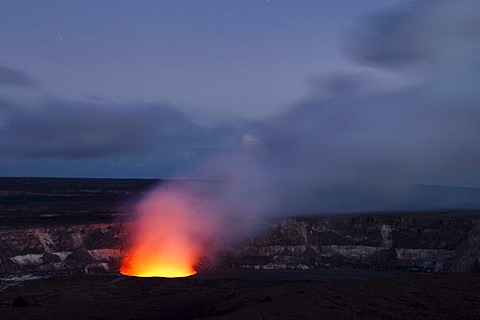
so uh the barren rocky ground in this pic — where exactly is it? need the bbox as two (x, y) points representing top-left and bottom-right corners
(1, 270), (480, 319)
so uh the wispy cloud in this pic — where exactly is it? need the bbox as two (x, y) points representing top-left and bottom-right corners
(0, 66), (37, 88)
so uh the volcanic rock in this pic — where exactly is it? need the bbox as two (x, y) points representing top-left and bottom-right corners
(12, 296), (29, 307)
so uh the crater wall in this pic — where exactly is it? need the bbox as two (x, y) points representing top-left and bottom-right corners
(2, 214), (480, 275)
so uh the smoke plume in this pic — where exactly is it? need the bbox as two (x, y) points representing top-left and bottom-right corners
(122, 0), (480, 274)
(193, 0), (480, 215)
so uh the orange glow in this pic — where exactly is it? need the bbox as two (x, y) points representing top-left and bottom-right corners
(120, 188), (216, 278)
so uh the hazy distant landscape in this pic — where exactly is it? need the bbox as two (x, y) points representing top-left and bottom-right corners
(0, 177), (159, 226)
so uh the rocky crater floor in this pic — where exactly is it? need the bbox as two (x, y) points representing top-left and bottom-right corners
(2, 270), (480, 319)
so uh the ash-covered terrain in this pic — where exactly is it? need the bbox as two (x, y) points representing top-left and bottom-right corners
(1, 177), (480, 319)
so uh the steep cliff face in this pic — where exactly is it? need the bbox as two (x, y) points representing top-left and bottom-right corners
(1, 214), (480, 275)
(229, 215), (479, 273)
(0, 223), (127, 274)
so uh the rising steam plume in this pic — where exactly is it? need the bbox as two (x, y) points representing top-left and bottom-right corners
(122, 0), (480, 276)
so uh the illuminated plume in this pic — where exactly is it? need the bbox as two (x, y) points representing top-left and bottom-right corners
(120, 186), (219, 278)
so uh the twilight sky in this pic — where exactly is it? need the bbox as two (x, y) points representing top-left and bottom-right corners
(0, 0), (405, 178)
(1, 1), (403, 118)
(4, 0), (476, 184)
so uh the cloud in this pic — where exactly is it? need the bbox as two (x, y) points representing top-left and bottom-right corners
(352, 0), (480, 70)
(0, 66), (37, 88)
(0, 65), (244, 177)
(0, 85), (239, 165)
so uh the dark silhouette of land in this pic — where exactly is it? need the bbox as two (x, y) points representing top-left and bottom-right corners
(1, 270), (480, 319)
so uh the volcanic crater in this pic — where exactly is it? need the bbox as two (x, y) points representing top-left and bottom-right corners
(1, 177), (480, 319)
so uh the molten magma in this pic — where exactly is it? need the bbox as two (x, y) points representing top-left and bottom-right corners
(120, 189), (214, 278)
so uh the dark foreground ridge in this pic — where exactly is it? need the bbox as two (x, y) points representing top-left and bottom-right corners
(1, 271), (480, 319)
